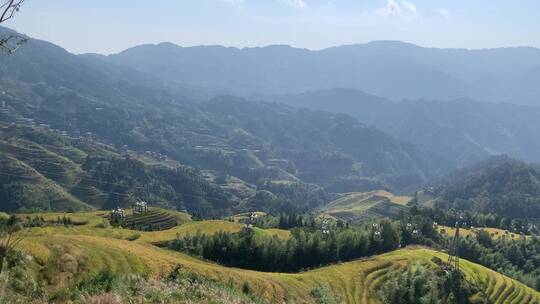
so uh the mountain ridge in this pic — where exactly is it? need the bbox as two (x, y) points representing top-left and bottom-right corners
(104, 38), (540, 105)
(113, 39), (540, 55)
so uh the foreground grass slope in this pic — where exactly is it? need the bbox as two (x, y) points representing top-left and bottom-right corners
(15, 211), (540, 304)
(20, 235), (540, 304)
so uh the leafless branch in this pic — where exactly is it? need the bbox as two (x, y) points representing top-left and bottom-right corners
(0, 0), (26, 54)
(0, 0), (24, 24)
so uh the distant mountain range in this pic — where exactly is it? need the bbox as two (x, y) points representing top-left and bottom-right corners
(271, 88), (540, 166)
(104, 41), (540, 106)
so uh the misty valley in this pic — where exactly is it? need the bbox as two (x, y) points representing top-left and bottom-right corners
(1, 2), (540, 303)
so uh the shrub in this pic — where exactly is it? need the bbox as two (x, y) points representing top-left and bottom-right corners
(310, 286), (337, 304)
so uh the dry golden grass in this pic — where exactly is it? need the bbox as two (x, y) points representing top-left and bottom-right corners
(14, 209), (540, 304)
(373, 190), (411, 205)
(19, 233), (540, 304)
(439, 225), (531, 240)
(137, 220), (245, 243)
(138, 220), (290, 243)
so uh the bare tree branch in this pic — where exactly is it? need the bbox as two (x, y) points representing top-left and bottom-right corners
(0, 0), (24, 24)
(0, 0), (26, 55)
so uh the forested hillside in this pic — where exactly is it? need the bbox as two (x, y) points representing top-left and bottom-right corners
(0, 28), (450, 213)
(273, 88), (540, 166)
(0, 124), (243, 214)
(415, 156), (540, 218)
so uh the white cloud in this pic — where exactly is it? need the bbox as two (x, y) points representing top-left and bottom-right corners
(219, 0), (244, 7)
(278, 0), (307, 8)
(402, 1), (416, 13)
(377, 0), (416, 17)
(377, 0), (401, 16)
(439, 8), (450, 19)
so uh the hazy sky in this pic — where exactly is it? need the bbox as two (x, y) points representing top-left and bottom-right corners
(5, 0), (540, 55)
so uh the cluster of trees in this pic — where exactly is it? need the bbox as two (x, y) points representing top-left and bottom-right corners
(169, 220), (407, 272)
(277, 213), (307, 229)
(21, 215), (87, 227)
(409, 206), (538, 235)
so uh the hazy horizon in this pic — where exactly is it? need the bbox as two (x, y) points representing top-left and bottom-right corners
(4, 25), (540, 57)
(3, 0), (539, 55)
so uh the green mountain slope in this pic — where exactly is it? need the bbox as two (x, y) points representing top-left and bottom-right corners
(0, 124), (242, 214)
(272, 88), (540, 166)
(415, 155), (540, 218)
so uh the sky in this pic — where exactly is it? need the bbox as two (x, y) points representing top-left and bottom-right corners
(4, 0), (540, 55)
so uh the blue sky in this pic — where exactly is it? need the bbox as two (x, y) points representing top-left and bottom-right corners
(5, 0), (540, 54)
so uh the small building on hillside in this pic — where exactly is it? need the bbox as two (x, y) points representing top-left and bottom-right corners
(111, 207), (125, 223)
(133, 201), (149, 215)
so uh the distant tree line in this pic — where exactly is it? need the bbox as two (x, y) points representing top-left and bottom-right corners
(169, 220), (412, 273)
(409, 206), (537, 235)
(21, 215), (84, 227)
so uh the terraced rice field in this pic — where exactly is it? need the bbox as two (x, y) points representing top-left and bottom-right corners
(122, 209), (184, 231)
(19, 231), (540, 304)
(373, 190), (411, 205)
(321, 191), (409, 224)
(14, 210), (540, 303)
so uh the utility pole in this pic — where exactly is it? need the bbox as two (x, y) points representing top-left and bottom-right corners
(447, 219), (461, 272)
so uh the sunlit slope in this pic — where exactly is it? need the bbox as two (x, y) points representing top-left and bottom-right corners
(19, 232), (540, 304)
(19, 209), (289, 243)
(322, 191), (410, 223)
(439, 225), (532, 240)
(16, 209), (538, 303)
(0, 154), (94, 211)
(230, 211), (268, 223)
